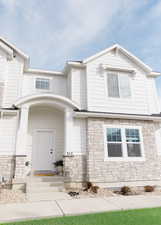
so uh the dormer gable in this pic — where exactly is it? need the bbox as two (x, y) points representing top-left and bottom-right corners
(83, 44), (161, 78)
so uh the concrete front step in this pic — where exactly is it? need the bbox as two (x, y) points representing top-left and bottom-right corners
(27, 192), (71, 202)
(27, 176), (64, 183)
(26, 175), (65, 202)
(27, 181), (64, 188)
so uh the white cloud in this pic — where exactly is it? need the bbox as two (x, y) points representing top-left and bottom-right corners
(0, 0), (159, 74)
(0, 0), (148, 69)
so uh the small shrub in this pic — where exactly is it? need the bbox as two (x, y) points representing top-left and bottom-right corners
(54, 160), (63, 167)
(83, 182), (93, 191)
(91, 186), (99, 193)
(121, 186), (131, 195)
(144, 185), (155, 192)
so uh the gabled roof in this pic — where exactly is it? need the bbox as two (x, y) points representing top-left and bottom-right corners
(0, 37), (29, 60)
(83, 44), (160, 75)
(0, 37), (62, 74)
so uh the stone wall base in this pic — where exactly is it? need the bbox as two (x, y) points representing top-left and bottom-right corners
(91, 180), (161, 189)
(64, 180), (161, 190)
(14, 156), (27, 179)
(12, 178), (26, 191)
(0, 156), (14, 182)
(63, 155), (87, 183)
(0, 155), (27, 186)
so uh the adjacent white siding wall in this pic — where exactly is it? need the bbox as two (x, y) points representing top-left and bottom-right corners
(0, 50), (8, 107)
(86, 51), (160, 114)
(22, 73), (67, 97)
(146, 77), (160, 114)
(0, 114), (18, 155)
(28, 106), (64, 162)
(3, 56), (23, 107)
(72, 118), (87, 154)
(71, 68), (87, 109)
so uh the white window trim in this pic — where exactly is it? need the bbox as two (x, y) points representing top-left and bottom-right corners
(105, 71), (132, 99)
(103, 125), (145, 161)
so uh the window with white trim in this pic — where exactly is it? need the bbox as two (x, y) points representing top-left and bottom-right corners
(35, 78), (50, 90)
(105, 126), (143, 160)
(107, 72), (131, 98)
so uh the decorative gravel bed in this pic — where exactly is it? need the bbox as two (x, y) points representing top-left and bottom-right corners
(66, 187), (161, 199)
(0, 189), (26, 204)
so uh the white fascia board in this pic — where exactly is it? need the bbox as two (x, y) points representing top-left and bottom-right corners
(74, 111), (161, 121)
(67, 62), (85, 67)
(83, 44), (119, 63)
(149, 71), (161, 77)
(25, 68), (64, 76)
(0, 37), (29, 60)
(116, 45), (152, 72)
(63, 62), (85, 74)
(0, 41), (13, 59)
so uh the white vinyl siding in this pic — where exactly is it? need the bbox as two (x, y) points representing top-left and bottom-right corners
(104, 125), (144, 161)
(86, 49), (160, 114)
(22, 74), (67, 97)
(0, 114), (17, 155)
(107, 72), (131, 98)
(70, 68), (87, 108)
(72, 118), (87, 154)
(0, 82), (4, 106)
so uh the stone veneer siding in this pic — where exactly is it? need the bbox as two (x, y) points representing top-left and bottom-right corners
(87, 118), (161, 186)
(0, 156), (14, 182)
(0, 155), (27, 182)
(14, 156), (27, 179)
(63, 155), (87, 183)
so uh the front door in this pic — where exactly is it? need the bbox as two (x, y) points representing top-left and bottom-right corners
(32, 129), (55, 171)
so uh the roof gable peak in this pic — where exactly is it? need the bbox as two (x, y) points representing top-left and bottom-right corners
(83, 44), (152, 73)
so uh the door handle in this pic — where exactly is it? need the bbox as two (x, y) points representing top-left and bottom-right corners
(50, 149), (53, 154)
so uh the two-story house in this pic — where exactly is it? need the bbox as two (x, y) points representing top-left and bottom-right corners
(0, 37), (161, 190)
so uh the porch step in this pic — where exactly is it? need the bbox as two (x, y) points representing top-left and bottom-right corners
(27, 186), (64, 193)
(27, 176), (64, 183)
(27, 181), (64, 188)
(27, 175), (66, 201)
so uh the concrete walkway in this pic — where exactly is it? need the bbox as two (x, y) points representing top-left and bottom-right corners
(1, 195), (161, 223)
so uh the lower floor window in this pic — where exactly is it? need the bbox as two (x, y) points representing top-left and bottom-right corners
(106, 126), (143, 159)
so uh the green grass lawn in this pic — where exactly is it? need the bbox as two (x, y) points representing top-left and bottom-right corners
(2, 208), (161, 225)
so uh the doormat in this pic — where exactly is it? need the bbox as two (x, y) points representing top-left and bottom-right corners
(34, 171), (57, 176)
(35, 173), (56, 176)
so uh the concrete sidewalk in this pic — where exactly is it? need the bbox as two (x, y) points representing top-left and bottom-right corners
(1, 195), (161, 223)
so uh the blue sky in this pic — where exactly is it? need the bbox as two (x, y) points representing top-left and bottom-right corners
(0, 0), (161, 96)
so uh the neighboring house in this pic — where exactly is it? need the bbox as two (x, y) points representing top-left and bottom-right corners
(0, 37), (161, 189)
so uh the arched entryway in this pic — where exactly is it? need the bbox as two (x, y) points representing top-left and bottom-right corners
(28, 104), (64, 172)
(13, 94), (79, 177)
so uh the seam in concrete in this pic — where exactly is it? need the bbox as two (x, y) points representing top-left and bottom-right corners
(54, 200), (65, 216)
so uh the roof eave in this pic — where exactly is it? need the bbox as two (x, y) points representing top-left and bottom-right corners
(74, 111), (161, 121)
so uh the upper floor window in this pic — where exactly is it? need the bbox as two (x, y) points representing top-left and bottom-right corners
(105, 126), (144, 161)
(35, 78), (50, 90)
(107, 72), (131, 98)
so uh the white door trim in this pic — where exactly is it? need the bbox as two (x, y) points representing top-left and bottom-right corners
(32, 128), (56, 171)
